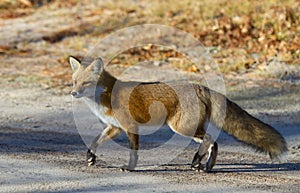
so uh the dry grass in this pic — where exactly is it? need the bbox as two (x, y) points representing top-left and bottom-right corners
(0, 0), (299, 91)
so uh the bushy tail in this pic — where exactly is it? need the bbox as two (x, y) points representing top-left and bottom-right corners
(209, 90), (288, 159)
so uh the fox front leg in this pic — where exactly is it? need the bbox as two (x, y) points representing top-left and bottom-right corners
(120, 131), (139, 172)
(87, 126), (122, 166)
(87, 149), (97, 166)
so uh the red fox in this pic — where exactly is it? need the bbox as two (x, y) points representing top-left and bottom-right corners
(69, 56), (287, 172)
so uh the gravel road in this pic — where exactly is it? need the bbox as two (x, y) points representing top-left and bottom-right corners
(0, 69), (299, 192)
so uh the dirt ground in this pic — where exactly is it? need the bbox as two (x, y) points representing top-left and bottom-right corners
(0, 1), (300, 192)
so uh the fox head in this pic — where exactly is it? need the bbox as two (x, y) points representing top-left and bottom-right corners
(69, 56), (104, 98)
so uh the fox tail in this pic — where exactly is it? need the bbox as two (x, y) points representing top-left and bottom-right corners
(208, 90), (288, 159)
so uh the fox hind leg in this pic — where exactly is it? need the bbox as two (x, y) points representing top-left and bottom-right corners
(191, 134), (218, 172)
(87, 126), (122, 166)
(191, 148), (205, 171)
(206, 142), (218, 172)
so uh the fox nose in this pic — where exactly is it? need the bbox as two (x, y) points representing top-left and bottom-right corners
(71, 91), (77, 96)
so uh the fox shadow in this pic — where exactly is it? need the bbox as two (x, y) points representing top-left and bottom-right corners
(128, 162), (300, 173)
(0, 126), (86, 154)
(212, 162), (300, 173)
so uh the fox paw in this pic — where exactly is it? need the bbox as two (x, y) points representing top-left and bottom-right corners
(87, 149), (96, 166)
(120, 165), (135, 172)
(191, 163), (205, 172)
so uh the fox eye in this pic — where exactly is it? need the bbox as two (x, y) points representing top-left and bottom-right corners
(73, 80), (77, 85)
(82, 81), (92, 86)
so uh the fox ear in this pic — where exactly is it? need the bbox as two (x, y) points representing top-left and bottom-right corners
(89, 57), (104, 74)
(69, 56), (81, 71)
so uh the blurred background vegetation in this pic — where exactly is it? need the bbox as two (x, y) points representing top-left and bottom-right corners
(0, 0), (299, 92)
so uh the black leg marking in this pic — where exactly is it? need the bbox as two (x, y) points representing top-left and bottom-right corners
(205, 142), (218, 172)
(191, 134), (218, 172)
(87, 149), (96, 166)
(191, 151), (206, 172)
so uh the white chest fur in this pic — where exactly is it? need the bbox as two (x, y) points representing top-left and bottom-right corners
(82, 97), (121, 128)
